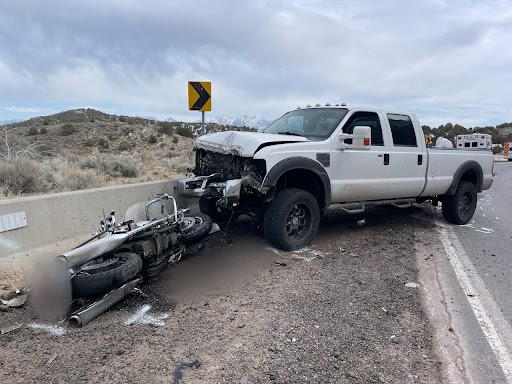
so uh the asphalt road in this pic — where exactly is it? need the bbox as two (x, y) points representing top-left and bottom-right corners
(443, 161), (512, 382)
(453, 162), (512, 323)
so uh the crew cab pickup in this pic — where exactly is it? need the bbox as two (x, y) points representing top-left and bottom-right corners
(179, 105), (494, 250)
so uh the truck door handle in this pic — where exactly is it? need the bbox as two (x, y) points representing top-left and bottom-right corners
(418, 154), (423, 165)
(384, 154), (389, 165)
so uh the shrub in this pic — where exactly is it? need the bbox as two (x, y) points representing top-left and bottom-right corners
(175, 126), (194, 138)
(28, 127), (38, 136)
(98, 138), (109, 149)
(157, 121), (174, 136)
(119, 116), (127, 122)
(57, 168), (102, 191)
(148, 135), (158, 144)
(118, 141), (131, 151)
(61, 123), (77, 136)
(40, 127), (48, 134)
(0, 157), (46, 194)
(84, 138), (95, 147)
(172, 136), (179, 144)
(78, 155), (139, 178)
(42, 120), (50, 126)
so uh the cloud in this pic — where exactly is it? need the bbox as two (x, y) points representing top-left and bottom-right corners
(4, 106), (41, 113)
(0, 0), (510, 126)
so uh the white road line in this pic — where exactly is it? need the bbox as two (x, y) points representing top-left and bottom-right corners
(437, 223), (512, 382)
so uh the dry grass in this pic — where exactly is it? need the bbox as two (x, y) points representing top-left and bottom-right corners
(0, 116), (200, 199)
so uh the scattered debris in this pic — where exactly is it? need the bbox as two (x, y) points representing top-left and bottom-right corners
(0, 284), (12, 290)
(209, 223), (220, 234)
(448, 327), (454, 332)
(1, 294), (27, 307)
(274, 261), (287, 267)
(390, 335), (399, 344)
(405, 282), (419, 288)
(173, 359), (201, 384)
(46, 354), (58, 365)
(381, 307), (387, 313)
(292, 247), (330, 262)
(28, 322), (67, 336)
(1, 323), (23, 334)
(124, 304), (169, 326)
(265, 247), (281, 255)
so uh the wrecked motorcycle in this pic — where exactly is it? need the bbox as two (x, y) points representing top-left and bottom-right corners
(31, 193), (213, 327)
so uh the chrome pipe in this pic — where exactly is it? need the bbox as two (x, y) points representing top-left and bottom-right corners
(68, 277), (142, 327)
(56, 233), (129, 269)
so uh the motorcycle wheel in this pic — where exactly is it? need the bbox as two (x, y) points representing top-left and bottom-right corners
(180, 213), (213, 245)
(71, 252), (142, 298)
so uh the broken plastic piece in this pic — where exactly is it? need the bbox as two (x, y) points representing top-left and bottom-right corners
(6, 294), (27, 307)
(1, 323), (23, 334)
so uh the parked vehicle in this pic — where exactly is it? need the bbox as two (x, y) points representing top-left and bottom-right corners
(31, 194), (213, 326)
(179, 104), (494, 250)
(456, 134), (492, 150)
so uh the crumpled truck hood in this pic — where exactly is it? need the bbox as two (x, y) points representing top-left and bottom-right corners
(194, 131), (308, 157)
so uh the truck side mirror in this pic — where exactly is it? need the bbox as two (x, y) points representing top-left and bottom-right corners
(335, 126), (372, 150)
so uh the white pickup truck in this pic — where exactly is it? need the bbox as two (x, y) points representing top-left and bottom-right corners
(179, 105), (494, 250)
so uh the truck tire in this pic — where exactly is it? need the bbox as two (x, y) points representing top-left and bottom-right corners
(72, 252), (143, 297)
(180, 213), (213, 245)
(263, 188), (320, 251)
(442, 181), (477, 225)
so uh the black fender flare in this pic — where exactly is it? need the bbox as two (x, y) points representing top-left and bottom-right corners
(261, 157), (331, 207)
(447, 160), (483, 195)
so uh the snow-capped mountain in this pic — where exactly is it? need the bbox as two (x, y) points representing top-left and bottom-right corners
(165, 117), (177, 122)
(0, 118), (25, 126)
(205, 115), (274, 129)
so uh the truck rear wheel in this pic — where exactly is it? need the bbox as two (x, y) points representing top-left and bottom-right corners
(442, 181), (477, 225)
(263, 188), (320, 251)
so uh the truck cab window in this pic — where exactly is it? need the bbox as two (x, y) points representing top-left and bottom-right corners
(342, 111), (384, 146)
(387, 114), (417, 147)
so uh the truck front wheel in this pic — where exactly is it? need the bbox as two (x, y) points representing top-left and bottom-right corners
(442, 181), (477, 225)
(263, 188), (320, 251)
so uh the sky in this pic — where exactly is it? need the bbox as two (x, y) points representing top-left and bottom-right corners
(0, 0), (511, 127)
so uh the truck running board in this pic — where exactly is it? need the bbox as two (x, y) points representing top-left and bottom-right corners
(338, 198), (416, 214)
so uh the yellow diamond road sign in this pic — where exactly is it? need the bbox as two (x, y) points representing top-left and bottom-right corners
(188, 81), (211, 111)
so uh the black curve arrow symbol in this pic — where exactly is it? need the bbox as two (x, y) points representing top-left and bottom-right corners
(190, 82), (210, 110)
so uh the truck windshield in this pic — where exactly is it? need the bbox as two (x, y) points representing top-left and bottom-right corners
(263, 108), (348, 140)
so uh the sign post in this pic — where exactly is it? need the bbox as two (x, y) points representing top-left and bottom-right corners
(188, 81), (211, 135)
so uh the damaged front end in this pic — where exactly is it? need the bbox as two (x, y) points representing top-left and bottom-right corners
(178, 149), (267, 212)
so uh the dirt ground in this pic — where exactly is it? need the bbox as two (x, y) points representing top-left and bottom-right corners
(0, 206), (444, 383)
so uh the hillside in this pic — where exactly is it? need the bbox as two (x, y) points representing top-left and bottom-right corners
(0, 108), (255, 198)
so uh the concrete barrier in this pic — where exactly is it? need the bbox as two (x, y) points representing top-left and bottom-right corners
(0, 180), (187, 258)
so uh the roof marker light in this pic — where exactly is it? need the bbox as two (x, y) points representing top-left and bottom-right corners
(341, 102), (346, 106)
(315, 103), (321, 107)
(325, 103), (331, 106)
(306, 104), (312, 108)
(297, 106), (301, 109)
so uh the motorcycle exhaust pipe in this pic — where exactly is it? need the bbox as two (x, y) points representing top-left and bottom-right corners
(57, 233), (129, 269)
(68, 277), (142, 328)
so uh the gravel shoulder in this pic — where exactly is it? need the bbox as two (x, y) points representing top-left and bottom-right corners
(0, 207), (444, 383)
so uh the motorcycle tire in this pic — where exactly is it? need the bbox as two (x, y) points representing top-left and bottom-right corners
(71, 252), (143, 298)
(180, 213), (213, 245)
